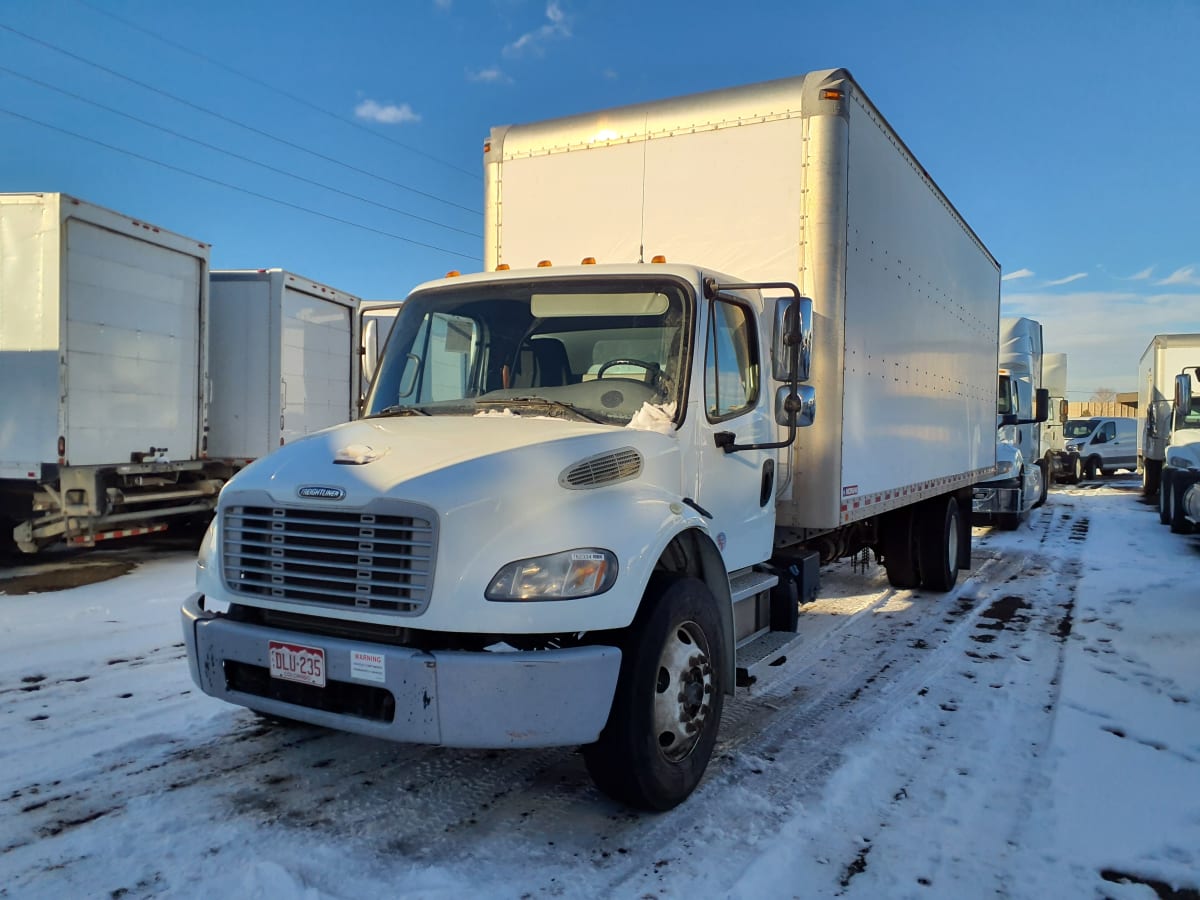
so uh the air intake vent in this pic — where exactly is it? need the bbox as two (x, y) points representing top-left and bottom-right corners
(560, 447), (643, 489)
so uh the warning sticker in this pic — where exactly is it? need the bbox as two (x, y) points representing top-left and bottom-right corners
(350, 649), (386, 683)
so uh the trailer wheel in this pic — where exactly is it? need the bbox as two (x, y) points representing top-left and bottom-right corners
(583, 576), (725, 811)
(917, 495), (961, 592)
(881, 507), (920, 589)
(1142, 458), (1162, 497)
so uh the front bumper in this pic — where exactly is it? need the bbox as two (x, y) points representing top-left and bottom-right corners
(182, 593), (622, 748)
(972, 476), (1022, 516)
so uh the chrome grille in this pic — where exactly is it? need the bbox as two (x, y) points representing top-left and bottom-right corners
(560, 448), (643, 489)
(222, 503), (436, 615)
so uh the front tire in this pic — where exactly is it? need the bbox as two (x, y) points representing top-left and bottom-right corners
(1159, 468), (1173, 525)
(1142, 458), (1162, 497)
(1083, 457), (1100, 480)
(583, 575), (725, 811)
(1168, 473), (1196, 535)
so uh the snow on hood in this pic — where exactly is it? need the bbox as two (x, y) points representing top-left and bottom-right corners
(626, 401), (678, 435)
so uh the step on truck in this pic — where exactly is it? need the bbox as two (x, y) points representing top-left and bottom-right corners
(182, 69), (1000, 809)
(972, 317), (1050, 529)
(0, 193), (226, 554)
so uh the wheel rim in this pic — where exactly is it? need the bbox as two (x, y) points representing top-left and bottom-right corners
(652, 620), (714, 763)
(946, 506), (960, 569)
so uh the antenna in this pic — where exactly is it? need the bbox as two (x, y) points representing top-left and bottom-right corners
(638, 114), (649, 263)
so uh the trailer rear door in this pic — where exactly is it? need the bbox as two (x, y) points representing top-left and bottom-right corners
(280, 287), (353, 443)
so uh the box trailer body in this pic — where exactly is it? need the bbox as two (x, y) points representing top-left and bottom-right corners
(183, 70), (1000, 810)
(972, 318), (1048, 528)
(0, 193), (222, 553)
(484, 70), (999, 532)
(1139, 334), (1200, 530)
(1042, 352), (1069, 473)
(207, 270), (361, 465)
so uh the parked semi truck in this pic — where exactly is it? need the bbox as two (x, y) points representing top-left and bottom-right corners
(972, 317), (1049, 529)
(1139, 333), (1200, 502)
(182, 70), (1000, 809)
(1041, 353), (1070, 481)
(208, 269), (362, 469)
(1138, 334), (1200, 532)
(0, 193), (225, 554)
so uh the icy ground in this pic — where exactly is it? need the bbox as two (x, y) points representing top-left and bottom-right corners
(1, 476), (1197, 899)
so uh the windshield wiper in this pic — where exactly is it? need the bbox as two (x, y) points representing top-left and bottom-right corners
(372, 405), (432, 417)
(475, 396), (604, 424)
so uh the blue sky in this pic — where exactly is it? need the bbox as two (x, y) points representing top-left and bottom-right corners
(1, 0), (1197, 396)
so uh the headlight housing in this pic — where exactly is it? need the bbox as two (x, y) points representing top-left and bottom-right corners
(196, 518), (217, 575)
(486, 549), (618, 601)
(994, 459), (1015, 477)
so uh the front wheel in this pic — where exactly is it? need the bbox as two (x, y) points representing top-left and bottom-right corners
(1142, 458), (1162, 497)
(1083, 457), (1100, 480)
(1159, 469), (1173, 524)
(583, 576), (726, 810)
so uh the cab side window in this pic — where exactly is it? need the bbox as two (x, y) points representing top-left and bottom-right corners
(705, 299), (759, 421)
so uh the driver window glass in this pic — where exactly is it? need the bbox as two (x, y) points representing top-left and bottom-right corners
(1102, 422), (1116, 441)
(398, 313), (478, 403)
(705, 299), (758, 421)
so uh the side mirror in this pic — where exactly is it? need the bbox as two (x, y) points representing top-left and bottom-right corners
(362, 318), (380, 388)
(1033, 388), (1049, 424)
(772, 297), (813, 382)
(775, 384), (816, 428)
(1175, 373), (1193, 430)
(1058, 398), (1068, 424)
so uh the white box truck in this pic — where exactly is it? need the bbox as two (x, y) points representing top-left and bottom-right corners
(182, 70), (999, 809)
(972, 317), (1049, 529)
(0, 193), (225, 554)
(207, 269), (362, 468)
(1041, 352), (1069, 480)
(1138, 334), (1200, 530)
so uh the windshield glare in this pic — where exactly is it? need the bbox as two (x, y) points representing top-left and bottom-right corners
(365, 277), (692, 426)
(1065, 419), (1098, 439)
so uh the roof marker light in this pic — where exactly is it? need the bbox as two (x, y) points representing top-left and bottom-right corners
(651, 255), (667, 264)
(823, 89), (843, 101)
(445, 270), (461, 278)
(537, 259), (553, 268)
(496, 263), (510, 271)
(581, 256), (596, 265)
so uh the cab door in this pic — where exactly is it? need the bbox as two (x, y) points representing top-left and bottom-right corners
(688, 294), (776, 572)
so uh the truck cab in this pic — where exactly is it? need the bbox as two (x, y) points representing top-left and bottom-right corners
(1159, 370), (1200, 532)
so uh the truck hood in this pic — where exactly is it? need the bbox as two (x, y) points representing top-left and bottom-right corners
(225, 413), (681, 507)
(1166, 428), (1200, 469)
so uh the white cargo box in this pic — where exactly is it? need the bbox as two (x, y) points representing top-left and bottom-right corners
(1138, 333), (1200, 459)
(0, 192), (210, 479)
(207, 269), (361, 462)
(485, 69), (999, 531)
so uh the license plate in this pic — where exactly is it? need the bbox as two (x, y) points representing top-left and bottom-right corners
(268, 640), (326, 687)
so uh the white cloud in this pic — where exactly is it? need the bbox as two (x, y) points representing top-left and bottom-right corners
(1045, 272), (1087, 287)
(503, 1), (571, 58)
(1001, 288), (1200, 394)
(1126, 266), (1154, 281)
(602, 68), (618, 80)
(468, 67), (512, 84)
(1001, 268), (1034, 281)
(354, 99), (421, 125)
(434, 0), (451, 8)
(1155, 265), (1200, 287)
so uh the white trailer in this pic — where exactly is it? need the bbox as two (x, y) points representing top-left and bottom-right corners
(183, 69), (999, 809)
(1139, 334), (1200, 531)
(207, 270), (362, 466)
(0, 193), (223, 554)
(972, 318), (1049, 529)
(1042, 352), (1069, 477)
(1138, 333), (1200, 498)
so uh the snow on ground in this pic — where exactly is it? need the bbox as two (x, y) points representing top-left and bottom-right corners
(0, 477), (1197, 899)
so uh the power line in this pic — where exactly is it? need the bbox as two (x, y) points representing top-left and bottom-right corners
(0, 22), (482, 218)
(0, 104), (481, 263)
(72, 0), (481, 182)
(0, 64), (480, 240)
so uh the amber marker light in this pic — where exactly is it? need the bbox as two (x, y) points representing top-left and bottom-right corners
(445, 270), (461, 278)
(581, 257), (597, 265)
(651, 255), (667, 264)
(496, 263), (510, 271)
(537, 259), (553, 267)
(823, 89), (843, 100)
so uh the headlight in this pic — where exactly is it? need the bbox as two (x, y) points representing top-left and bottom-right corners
(995, 460), (1015, 477)
(486, 549), (618, 601)
(1168, 457), (1193, 469)
(196, 518), (217, 573)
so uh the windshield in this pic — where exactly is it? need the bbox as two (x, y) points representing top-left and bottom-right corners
(365, 276), (692, 426)
(1065, 419), (1098, 439)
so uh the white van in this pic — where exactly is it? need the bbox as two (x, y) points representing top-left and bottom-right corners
(1062, 417), (1137, 481)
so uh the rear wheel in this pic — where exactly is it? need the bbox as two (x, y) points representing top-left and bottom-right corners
(917, 495), (962, 592)
(583, 576), (725, 811)
(1066, 455), (1082, 484)
(881, 507), (920, 589)
(1142, 458), (1162, 497)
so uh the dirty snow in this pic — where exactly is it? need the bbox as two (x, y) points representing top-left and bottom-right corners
(0, 477), (1197, 899)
